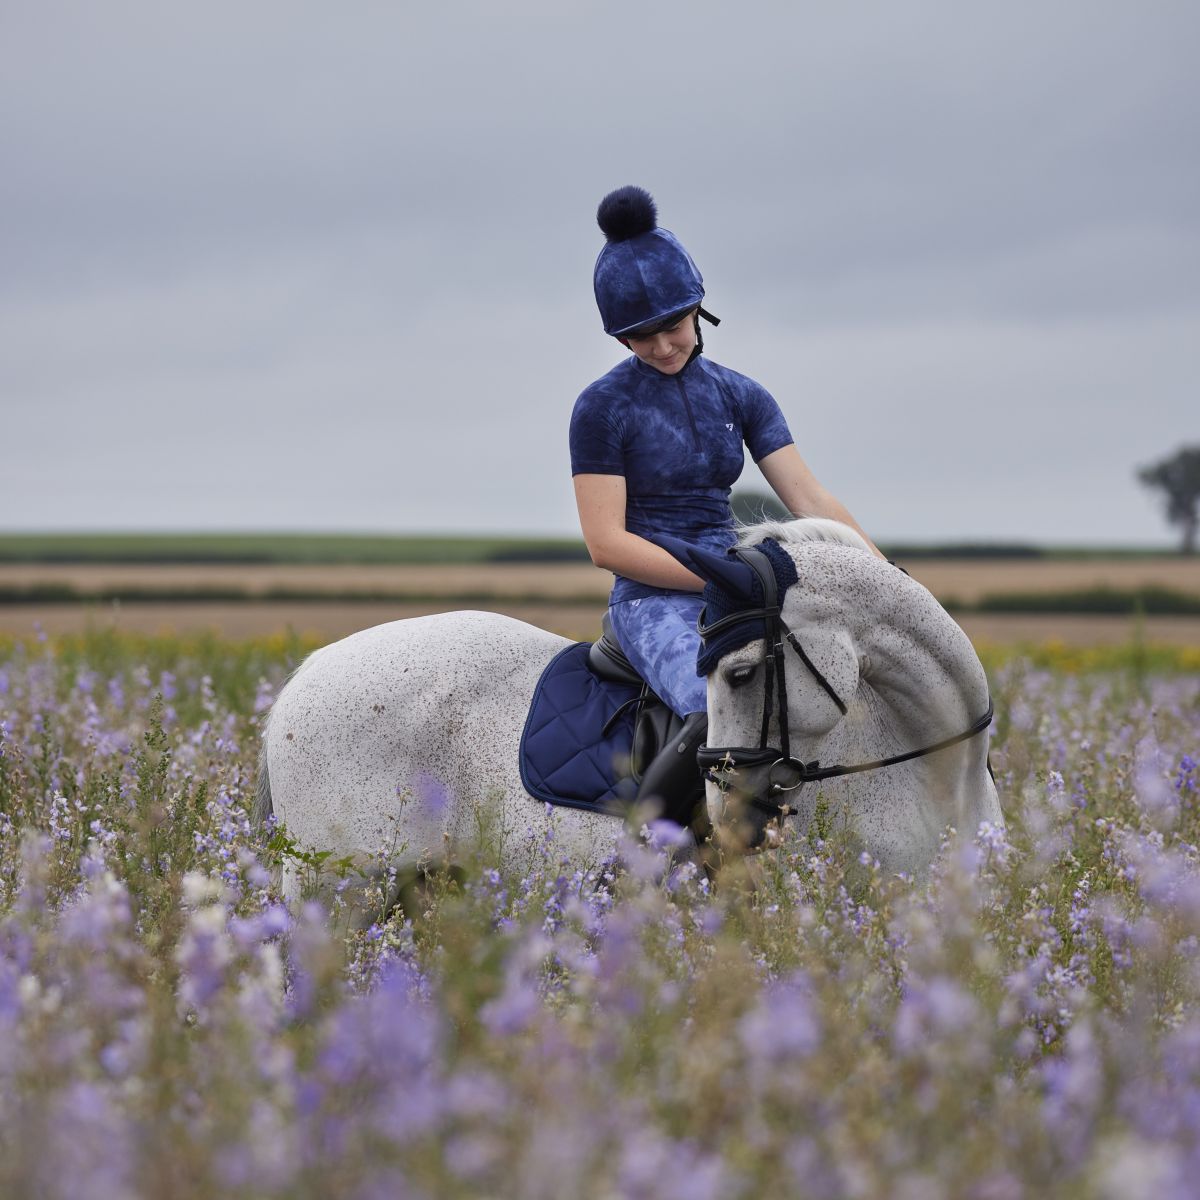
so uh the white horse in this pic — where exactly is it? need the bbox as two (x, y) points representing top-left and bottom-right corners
(257, 519), (1001, 897)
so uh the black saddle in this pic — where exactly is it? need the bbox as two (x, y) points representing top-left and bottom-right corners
(587, 611), (642, 684)
(587, 613), (685, 786)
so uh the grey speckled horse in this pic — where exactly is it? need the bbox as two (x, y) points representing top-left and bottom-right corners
(257, 519), (1001, 897)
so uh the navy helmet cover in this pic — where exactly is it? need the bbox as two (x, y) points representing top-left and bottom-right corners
(593, 185), (706, 337)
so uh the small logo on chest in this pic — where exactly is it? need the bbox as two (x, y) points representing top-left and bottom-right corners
(725, 423), (734, 432)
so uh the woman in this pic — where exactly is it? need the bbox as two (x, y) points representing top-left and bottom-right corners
(569, 186), (879, 825)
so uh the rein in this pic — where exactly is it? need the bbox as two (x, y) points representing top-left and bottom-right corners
(695, 547), (994, 819)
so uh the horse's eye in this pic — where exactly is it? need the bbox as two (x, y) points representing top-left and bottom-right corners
(726, 663), (757, 689)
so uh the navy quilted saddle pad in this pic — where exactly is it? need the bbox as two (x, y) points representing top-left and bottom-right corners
(519, 641), (642, 815)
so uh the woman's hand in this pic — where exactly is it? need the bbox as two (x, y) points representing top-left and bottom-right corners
(573, 474), (706, 591)
(758, 445), (885, 558)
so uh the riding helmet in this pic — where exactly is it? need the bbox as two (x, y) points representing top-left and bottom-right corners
(592, 186), (707, 337)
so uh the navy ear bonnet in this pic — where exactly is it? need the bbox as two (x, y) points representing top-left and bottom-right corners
(594, 186), (706, 337)
(695, 539), (799, 675)
(650, 535), (799, 675)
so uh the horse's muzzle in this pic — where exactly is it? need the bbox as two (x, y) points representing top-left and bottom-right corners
(697, 744), (819, 815)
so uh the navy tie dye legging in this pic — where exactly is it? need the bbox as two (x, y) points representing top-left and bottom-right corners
(606, 592), (707, 718)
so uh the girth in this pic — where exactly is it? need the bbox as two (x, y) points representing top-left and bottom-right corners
(696, 546), (994, 819)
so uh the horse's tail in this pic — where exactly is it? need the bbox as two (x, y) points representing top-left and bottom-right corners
(252, 645), (328, 830)
(253, 707), (274, 828)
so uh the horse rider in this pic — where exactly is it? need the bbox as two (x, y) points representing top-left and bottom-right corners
(569, 185), (881, 829)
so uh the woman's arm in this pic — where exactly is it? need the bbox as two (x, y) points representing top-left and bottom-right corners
(573, 474), (706, 591)
(758, 445), (885, 558)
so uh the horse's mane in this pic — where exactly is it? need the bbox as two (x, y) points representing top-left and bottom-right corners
(735, 515), (872, 553)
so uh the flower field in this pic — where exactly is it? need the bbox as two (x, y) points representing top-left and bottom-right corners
(1, 629), (1198, 1199)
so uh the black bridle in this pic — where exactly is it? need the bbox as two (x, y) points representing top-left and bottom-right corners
(695, 547), (994, 819)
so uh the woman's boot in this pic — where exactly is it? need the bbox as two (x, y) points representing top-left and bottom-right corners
(633, 711), (709, 833)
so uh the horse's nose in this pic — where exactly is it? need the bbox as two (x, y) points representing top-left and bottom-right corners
(715, 797), (770, 856)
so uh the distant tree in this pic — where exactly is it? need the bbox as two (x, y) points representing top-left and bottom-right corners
(1139, 445), (1200, 554)
(730, 488), (791, 526)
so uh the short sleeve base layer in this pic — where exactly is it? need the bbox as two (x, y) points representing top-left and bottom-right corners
(569, 353), (793, 603)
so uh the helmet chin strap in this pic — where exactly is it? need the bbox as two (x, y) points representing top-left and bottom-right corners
(693, 307), (720, 356)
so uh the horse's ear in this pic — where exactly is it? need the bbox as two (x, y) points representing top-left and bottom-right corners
(650, 535), (761, 602)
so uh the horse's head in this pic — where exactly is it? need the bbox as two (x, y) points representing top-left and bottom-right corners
(658, 519), (999, 870)
(656, 521), (874, 854)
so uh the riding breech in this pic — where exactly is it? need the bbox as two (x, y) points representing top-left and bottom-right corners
(606, 592), (707, 719)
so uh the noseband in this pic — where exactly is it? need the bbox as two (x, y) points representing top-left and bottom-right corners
(696, 547), (994, 819)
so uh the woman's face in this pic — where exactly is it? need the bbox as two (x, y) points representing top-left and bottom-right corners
(622, 310), (697, 375)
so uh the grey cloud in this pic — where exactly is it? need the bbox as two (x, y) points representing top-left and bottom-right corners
(1, 0), (1196, 540)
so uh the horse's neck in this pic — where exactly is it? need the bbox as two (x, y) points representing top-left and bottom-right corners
(847, 582), (992, 812)
(856, 582), (989, 738)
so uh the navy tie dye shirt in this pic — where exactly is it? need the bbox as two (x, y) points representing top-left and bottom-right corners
(570, 353), (794, 603)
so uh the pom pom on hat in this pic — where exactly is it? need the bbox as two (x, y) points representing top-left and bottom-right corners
(597, 186), (658, 243)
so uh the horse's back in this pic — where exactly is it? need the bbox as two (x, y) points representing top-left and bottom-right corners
(265, 611), (571, 862)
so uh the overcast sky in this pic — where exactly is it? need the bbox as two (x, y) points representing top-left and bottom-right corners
(2, 1), (1197, 544)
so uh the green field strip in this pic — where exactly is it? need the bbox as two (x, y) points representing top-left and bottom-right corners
(0, 533), (591, 565)
(2, 582), (1199, 614)
(967, 586), (1200, 615)
(0, 584), (606, 607)
(0, 532), (1184, 564)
